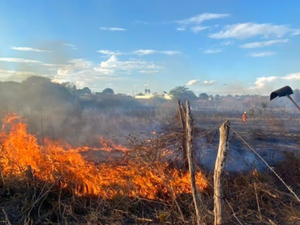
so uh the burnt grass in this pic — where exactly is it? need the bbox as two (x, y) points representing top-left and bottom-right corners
(1, 110), (300, 224)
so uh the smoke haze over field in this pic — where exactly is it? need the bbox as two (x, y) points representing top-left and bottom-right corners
(0, 76), (158, 146)
(1, 75), (300, 148)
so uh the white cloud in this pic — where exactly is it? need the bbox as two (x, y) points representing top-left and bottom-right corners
(240, 39), (289, 48)
(54, 55), (162, 86)
(253, 76), (278, 89)
(133, 49), (157, 55)
(282, 72), (300, 81)
(187, 79), (200, 86)
(0, 57), (64, 68)
(162, 50), (180, 55)
(249, 72), (300, 94)
(190, 26), (209, 33)
(11, 46), (50, 52)
(0, 57), (42, 64)
(98, 55), (162, 73)
(203, 80), (217, 85)
(100, 27), (126, 31)
(203, 49), (223, 54)
(97, 50), (121, 55)
(186, 79), (217, 86)
(177, 27), (186, 31)
(133, 50), (180, 55)
(250, 51), (276, 57)
(210, 23), (300, 39)
(97, 49), (180, 56)
(177, 13), (229, 26)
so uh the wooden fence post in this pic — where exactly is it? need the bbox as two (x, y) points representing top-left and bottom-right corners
(186, 100), (202, 225)
(214, 121), (230, 225)
(177, 100), (185, 130)
(178, 100), (188, 170)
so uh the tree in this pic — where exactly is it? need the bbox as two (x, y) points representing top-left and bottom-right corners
(102, 88), (114, 95)
(61, 82), (77, 94)
(199, 93), (209, 100)
(169, 86), (197, 101)
(76, 87), (92, 95)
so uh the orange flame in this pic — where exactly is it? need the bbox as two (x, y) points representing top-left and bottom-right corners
(0, 113), (208, 199)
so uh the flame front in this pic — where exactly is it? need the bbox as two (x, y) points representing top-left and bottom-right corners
(0, 114), (208, 200)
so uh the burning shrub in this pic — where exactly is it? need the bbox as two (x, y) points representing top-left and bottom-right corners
(0, 113), (208, 200)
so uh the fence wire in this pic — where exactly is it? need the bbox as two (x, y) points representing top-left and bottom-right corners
(228, 124), (300, 202)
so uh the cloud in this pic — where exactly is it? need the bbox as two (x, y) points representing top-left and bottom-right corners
(133, 50), (180, 55)
(100, 27), (126, 31)
(133, 50), (157, 55)
(0, 57), (64, 68)
(97, 50), (121, 55)
(176, 13), (229, 33)
(250, 51), (276, 57)
(190, 26), (209, 33)
(54, 55), (162, 86)
(176, 27), (186, 31)
(98, 55), (162, 73)
(186, 79), (217, 86)
(63, 43), (78, 50)
(203, 49), (223, 54)
(11, 46), (50, 52)
(249, 72), (300, 94)
(187, 79), (200, 86)
(97, 49), (180, 56)
(177, 13), (229, 26)
(0, 57), (42, 64)
(282, 73), (300, 81)
(203, 80), (217, 85)
(240, 39), (289, 48)
(210, 23), (300, 39)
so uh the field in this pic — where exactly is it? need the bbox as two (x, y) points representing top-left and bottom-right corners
(0, 99), (300, 224)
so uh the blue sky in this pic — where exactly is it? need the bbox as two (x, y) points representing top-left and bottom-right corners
(1, 0), (300, 96)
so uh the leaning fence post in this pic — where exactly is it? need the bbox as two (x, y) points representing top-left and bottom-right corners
(214, 121), (230, 225)
(186, 100), (202, 225)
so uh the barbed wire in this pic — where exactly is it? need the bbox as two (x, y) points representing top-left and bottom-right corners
(228, 124), (300, 202)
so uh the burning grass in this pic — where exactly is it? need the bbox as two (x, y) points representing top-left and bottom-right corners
(0, 113), (207, 200)
(0, 113), (300, 224)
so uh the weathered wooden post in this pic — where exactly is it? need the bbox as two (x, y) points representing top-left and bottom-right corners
(177, 100), (185, 129)
(178, 100), (188, 170)
(186, 100), (202, 225)
(214, 121), (230, 225)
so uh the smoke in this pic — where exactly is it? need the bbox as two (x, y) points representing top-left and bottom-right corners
(0, 76), (157, 147)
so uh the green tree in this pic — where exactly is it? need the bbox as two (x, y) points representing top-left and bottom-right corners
(199, 93), (209, 100)
(102, 88), (114, 95)
(169, 86), (197, 101)
(76, 87), (92, 95)
(61, 82), (77, 94)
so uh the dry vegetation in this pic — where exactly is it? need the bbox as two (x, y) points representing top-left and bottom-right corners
(0, 107), (300, 225)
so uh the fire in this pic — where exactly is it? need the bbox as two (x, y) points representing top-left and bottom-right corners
(0, 113), (208, 200)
